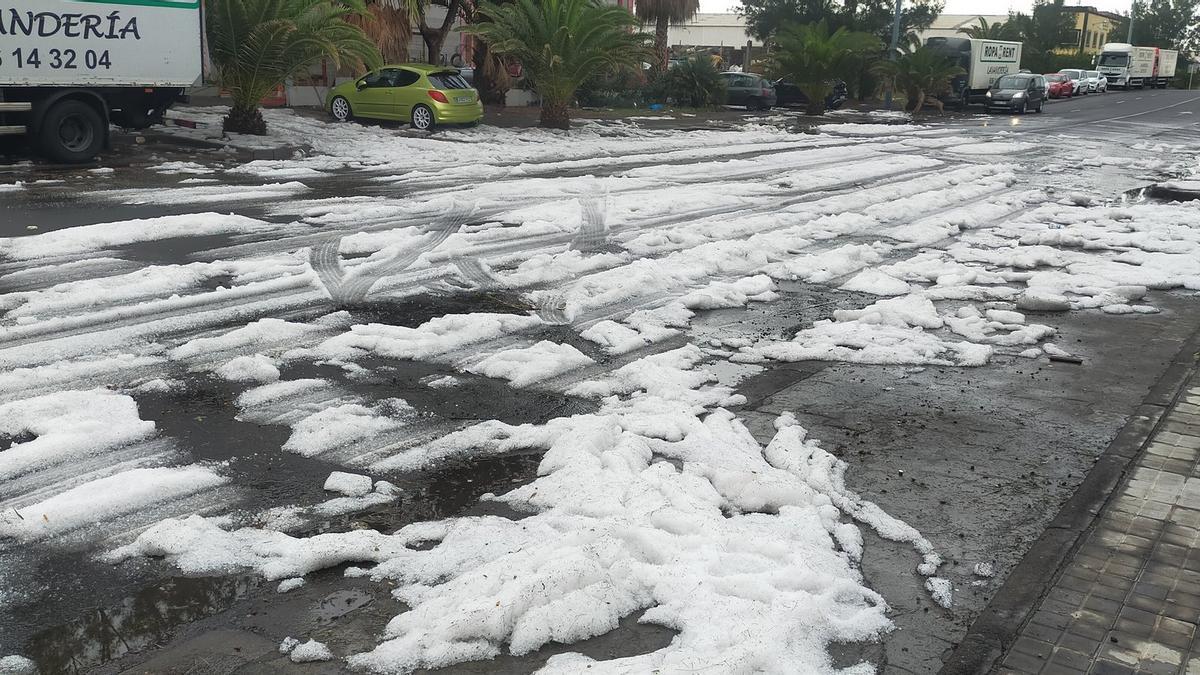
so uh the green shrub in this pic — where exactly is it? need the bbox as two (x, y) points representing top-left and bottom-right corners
(652, 55), (727, 107)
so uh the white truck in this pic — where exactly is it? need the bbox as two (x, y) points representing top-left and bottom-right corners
(1097, 43), (1179, 89)
(0, 0), (202, 162)
(925, 37), (1023, 108)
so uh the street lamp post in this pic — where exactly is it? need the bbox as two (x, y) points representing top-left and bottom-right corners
(884, 0), (903, 110)
(1127, 2), (1135, 42)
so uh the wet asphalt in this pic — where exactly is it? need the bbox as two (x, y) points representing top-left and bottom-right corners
(2, 91), (1200, 674)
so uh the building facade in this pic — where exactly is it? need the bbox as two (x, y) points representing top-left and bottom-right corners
(1059, 6), (1125, 55)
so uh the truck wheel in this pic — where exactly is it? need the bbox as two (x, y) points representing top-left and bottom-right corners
(39, 99), (105, 164)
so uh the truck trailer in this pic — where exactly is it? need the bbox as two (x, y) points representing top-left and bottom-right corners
(925, 37), (1023, 108)
(0, 0), (203, 163)
(1097, 43), (1179, 89)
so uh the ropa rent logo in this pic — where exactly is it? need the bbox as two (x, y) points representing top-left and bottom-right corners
(983, 43), (1018, 62)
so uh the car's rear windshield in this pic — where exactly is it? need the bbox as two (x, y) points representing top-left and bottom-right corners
(1086, 71), (1099, 77)
(996, 75), (1032, 88)
(1046, 74), (1066, 82)
(1060, 69), (1082, 77)
(429, 72), (471, 90)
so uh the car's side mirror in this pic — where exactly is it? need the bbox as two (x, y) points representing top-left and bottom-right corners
(356, 79), (367, 90)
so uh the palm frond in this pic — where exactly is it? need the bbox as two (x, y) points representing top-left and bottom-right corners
(465, 0), (651, 126)
(633, 0), (699, 25)
(206, 0), (382, 119)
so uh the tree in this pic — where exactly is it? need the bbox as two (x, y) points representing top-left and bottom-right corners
(738, 0), (942, 44)
(465, 0), (651, 129)
(205, 0), (382, 134)
(459, 0), (513, 104)
(636, 0), (701, 73)
(350, 1), (420, 63)
(1007, 0), (1073, 72)
(769, 20), (881, 114)
(1129, 0), (1200, 53)
(417, 0), (466, 64)
(958, 16), (1016, 40)
(876, 45), (963, 113)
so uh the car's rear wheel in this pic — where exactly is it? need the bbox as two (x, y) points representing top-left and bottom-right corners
(330, 96), (352, 122)
(411, 104), (435, 131)
(746, 97), (762, 111)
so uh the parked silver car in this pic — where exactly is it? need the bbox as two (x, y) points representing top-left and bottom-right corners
(1058, 69), (1088, 95)
(1084, 70), (1108, 93)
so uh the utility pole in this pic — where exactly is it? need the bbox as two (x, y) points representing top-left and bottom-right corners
(1127, 2), (1135, 42)
(884, 0), (903, 110)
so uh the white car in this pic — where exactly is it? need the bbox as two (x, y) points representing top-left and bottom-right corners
(1058, 69), (1088, 95)
(1084, 70), (1107, 93)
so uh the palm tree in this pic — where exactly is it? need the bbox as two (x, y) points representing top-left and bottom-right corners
(769, 21), (881, 115)
(957, 17), (1015, 40)
(350, 1), (420, 63)
(876, 46), (964, 114)
(206, 0), (382, 134)
(635, 0), (700, 73)
(465, 0), (651, 129)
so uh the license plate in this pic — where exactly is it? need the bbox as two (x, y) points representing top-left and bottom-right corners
(455, 96), (472, 104)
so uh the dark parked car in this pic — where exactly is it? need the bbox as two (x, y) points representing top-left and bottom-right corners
(718, 72), (777, 110)
(985, 73), (1048, 113)
(772, 79), (848, 110)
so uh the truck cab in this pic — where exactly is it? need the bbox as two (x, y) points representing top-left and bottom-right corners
(1097, 43), (1138, 89)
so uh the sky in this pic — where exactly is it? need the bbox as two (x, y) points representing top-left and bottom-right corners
(697, 0), (1135, 16)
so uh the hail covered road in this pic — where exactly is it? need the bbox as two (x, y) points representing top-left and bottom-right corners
(2, 90), (1200, 675)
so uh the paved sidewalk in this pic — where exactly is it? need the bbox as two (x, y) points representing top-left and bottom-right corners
(998, 373), (1200, 675)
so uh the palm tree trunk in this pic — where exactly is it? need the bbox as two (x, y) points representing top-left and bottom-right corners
(540, 99), (570, 129)
(419, 0), (462, 65)
(223, 101), (266, 135)
(655, 15), (670, 74)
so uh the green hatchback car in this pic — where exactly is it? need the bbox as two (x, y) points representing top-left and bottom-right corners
(326, 63), (483, 130)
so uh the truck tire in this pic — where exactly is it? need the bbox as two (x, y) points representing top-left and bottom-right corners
(39, 99), (105, 164)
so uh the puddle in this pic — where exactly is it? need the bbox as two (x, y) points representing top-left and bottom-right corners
(344, 292), (533, 329)
(117, 233), (236, 265)
(22, 575), (264, 674)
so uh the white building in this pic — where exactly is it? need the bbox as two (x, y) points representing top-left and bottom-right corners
(916, 14), (1010, 43)
(669, 13), (761, 50)
(667, 13), (762, 69)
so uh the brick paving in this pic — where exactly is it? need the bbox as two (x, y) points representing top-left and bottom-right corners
(998, 379), (1200, 675)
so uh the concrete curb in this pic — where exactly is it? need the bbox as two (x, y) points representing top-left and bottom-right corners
(939, 321), (1200, 675)
(113, 129), (308, 161)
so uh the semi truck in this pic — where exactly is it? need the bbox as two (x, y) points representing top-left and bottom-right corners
(1096, 43), (1179, 89)
(925, 37), (1023, 109)
(0, 0), (203, 163)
